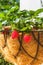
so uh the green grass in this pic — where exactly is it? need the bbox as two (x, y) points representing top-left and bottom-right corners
(0, 54), (13, 65)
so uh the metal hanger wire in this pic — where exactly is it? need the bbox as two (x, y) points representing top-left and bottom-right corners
(40, 0), (43, 7)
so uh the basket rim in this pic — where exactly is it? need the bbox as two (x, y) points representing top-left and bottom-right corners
(0, 29), (43, 32)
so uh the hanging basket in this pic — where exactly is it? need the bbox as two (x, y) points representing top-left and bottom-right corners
(0, 27), (43, 65)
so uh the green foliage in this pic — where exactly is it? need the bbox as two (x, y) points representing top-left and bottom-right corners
(34, 9), (43, 16)
(0, 0), (43, 32)
(0, 54), (13, 65)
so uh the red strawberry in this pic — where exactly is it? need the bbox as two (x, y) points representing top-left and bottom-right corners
(11, 30), (19, 39)
(23, 34), (32, 43)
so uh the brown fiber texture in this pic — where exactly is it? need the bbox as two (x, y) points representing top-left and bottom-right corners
(0, 31), (43, 65)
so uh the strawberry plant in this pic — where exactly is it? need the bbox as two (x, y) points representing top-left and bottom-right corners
(0, 0), (43, 65)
